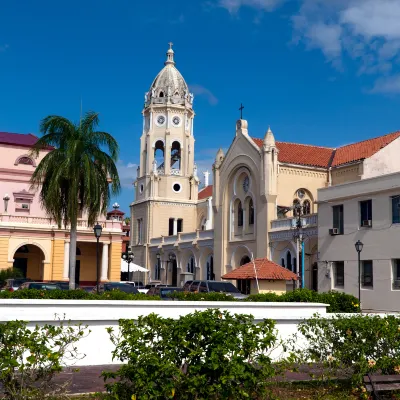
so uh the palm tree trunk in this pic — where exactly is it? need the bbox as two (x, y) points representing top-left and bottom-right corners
(69, 221), (77, 290)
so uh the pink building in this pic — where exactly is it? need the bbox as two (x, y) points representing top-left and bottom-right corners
(0, 132), (123, 285)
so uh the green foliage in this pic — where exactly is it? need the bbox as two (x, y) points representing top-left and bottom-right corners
(0, 319), (88, 399)
(292, 314), (400, 389)
(0, 289), (160, 301)
(167, 291), (236, 301)
(0, 267), (23, 286)
(245, 289), (360, 313)
(103, 309), (278, 400)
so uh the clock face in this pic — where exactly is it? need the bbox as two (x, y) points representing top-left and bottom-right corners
(172, 116), (181, 126)
(156, 115), (166, 126)
(243, 176), (250, 192)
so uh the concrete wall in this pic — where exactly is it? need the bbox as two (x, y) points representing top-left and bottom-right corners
(252, 280), (287, 295)
(0, 299), (327, 366)
(318, 172), (400, 312)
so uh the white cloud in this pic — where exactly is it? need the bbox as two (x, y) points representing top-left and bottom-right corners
(190, 84), (219, 105)
(117, 160), (137, 188)
(218, 0), (284, 13)
(370, 74), (400, 94)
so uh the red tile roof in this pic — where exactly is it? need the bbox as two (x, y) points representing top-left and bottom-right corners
(198, 185), (213, 200)
(222, 258), (298, 281)
(107, 209), (125, 215)
(0, 132), (39, 147)
(331, 131), (400, 167)
(252, 131), (400, 168)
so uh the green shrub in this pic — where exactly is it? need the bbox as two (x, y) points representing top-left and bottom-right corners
(245, 289), (360, 313)
(0, 319), (88, 399)
(292, 314), (400, 390)
(167, 291), (236, 301)
(0, 289), (160, 301)
(103, 309), (278, 400)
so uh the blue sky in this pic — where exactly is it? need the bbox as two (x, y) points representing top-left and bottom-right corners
(1, 0), (400, 212)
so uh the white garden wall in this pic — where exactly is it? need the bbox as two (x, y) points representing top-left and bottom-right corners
(0, 300), (327, 366)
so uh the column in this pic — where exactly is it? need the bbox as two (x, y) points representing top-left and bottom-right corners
(63, 241), (70, 280)
(173, 218), (178, 235)
(101, 243), (109, 281)
(206, 197), (213, 230)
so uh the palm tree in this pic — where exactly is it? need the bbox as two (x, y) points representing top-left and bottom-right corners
(30, 111), (121, 289)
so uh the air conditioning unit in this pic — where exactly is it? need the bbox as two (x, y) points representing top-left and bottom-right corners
(329, 228), (339, 235)
(361, 220), (372, 227)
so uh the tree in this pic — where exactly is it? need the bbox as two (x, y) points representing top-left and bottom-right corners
(30, 111), (120, 289)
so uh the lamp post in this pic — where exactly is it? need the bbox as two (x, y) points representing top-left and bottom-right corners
(3, 194), (10, 213)
(354, 240), (364, 311)
(93, 223), (103, 294)
(122, 245), (134, 281)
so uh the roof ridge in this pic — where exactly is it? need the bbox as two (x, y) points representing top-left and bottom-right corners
(251, 136), (334, 150)
(337, 130), (400, 149)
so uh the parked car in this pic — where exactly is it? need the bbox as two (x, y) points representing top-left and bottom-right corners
(2, 278), (32, 292)
(48, 281), (70, 290)
(147, 286), (183, 299)
(187, 281), (248, 299)
(138, 282), (169, 294)
(123, 281), (144, 287)
(93, 282), (139, 294)
(18, 282), (62, 290)
(183, 280), (193, 291)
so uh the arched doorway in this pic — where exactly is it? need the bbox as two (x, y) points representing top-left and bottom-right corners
(13, 244), (45, 281)
(206, 254), (214, 280)
(171, 258), (178, 286)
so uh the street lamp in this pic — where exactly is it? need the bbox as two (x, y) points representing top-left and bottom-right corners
(93, 223), (103, 294)
(354, 240), (364, 311)
(122, 245), (134, 281)
(3, 194), (10, 213)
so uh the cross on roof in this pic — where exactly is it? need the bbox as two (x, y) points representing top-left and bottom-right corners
(239, 103), (244, 119)
(168, 42), (173, 50)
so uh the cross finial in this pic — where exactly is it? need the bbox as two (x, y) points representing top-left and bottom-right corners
(168, 42), (173, 50)
(239, 103), (244, 119)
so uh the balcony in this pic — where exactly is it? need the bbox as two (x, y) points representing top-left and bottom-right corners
(270, 214), (318, 231)
(149, 229), (214, 247)
(0, 214), (122, 232)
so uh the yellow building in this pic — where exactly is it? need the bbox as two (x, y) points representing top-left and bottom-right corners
(0, 132), (123, 285)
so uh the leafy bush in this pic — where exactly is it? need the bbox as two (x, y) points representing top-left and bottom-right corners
(0, 289), (160, 301)
(292, 314), (400, 391)
(0, 267), (23, 286)
(245, 289), (360, 313)
(103, 309), (279, 400)
(167, 291), (236, 301)
(0, 319), (88, 399)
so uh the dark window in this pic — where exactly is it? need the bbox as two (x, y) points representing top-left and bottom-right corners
(334, 261), (344, 288)
(237, 279), (251, 295)
(249, 198), (254, 225)
(332, 205), (344, 234)
(293, 199), (301, 216)
(281, 258), (285, 268)
(198, 281), (208, 293)
(360, 200), (372, 226)
(159, 91), (164, 98)
(168, 218), (174, 236)
(187, 257), (194, 273)
(393, 259), (400, 290)
(208, 282), (240, 293)
(177, 219), (183, 233)
(392, 196), (400, 224)
(302, 200), (311, 215)
(286, 252), (292, 271)
(238, 201), (243, 227)
(362, 260), (373, 288)
(155, 257), (161, 281)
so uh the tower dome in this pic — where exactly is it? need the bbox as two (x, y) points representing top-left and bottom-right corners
(144, 43), (193, 108)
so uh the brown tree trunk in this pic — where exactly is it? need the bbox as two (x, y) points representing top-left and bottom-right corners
(69, 221), (77, 290)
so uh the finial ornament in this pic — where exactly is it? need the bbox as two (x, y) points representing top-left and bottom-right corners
(165, 42), (175, 66)
(168, 42), (173, 50)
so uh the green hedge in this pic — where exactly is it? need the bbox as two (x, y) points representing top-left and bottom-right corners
(245, 289), (360, 313)
(0, 289), (160, 301)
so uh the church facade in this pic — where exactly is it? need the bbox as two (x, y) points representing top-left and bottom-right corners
(130, 45), (400, 291)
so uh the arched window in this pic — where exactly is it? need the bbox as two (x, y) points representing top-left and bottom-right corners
(154, 140), (165, 172)
(171, 141), (181, 171)
(187, 256), (195, 273)
(286, 251), (292, 272)
(206, 255), (214, 280)
(15, 155), (35, 167)
(303, 200), (311, 215)
(237, 201), (243, 227)
(293, 199), (301, 217)
(281, 258), (285, 268)
(249, 198), (254, 225)
(240, 255), (251, 266)
(200, 216), (207, 231)
(159, 91), (164, 98)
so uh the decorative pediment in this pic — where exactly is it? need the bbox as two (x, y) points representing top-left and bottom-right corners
(13, 189), (34, 202)
(14, 155), (36, 167)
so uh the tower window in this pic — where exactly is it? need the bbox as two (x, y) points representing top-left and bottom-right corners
(173, 183), (181, 193)
(159, 91), (164, 98)
(237, 201), (243, 227)
(169, 218), (174, 236)
(177, 219), (183, 233)
(171, 141), (181, 171)
(248, 198), (254, 225)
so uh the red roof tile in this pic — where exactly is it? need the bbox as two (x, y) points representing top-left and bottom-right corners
(222, 258), (298, 281)
(198, 185), (213, 200)
(331, 131), (400, 167)
(252, 137), (333, 168)
(107, 209), (125, 215)
(0, 132), (39, 147)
